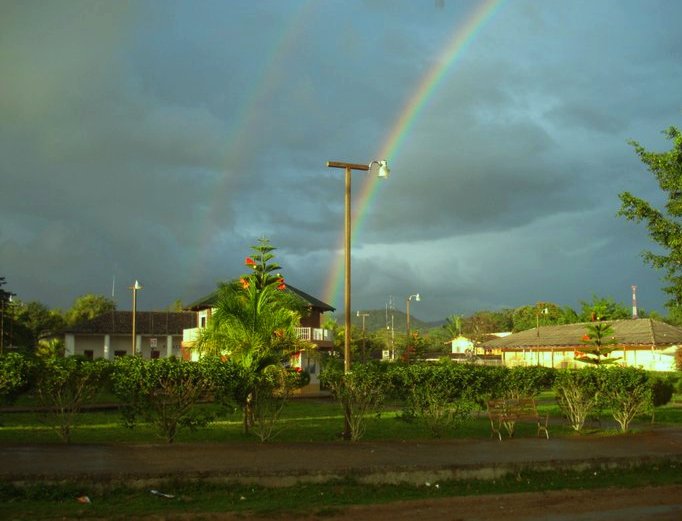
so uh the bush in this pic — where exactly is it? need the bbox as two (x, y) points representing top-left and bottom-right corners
(320, 361), (390, 441)
(502, 366), (556, 399)
(599, 367), (652, 432)
(651, 376), (675, 408)
(554, 368), (601, 432)
(0, 353), (31, 406)
(388, 362), (493, 438)
(111, 357), (215, 443)
(32, 356), (111, 443)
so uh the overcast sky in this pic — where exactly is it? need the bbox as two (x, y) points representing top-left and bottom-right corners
(2, 0), (681, 321)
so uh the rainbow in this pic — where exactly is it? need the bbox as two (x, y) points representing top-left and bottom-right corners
(191, 1), (319, 283)
(323, 0), (506, 307)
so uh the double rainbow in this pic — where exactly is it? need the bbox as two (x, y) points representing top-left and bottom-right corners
(323, 0), (505, 307)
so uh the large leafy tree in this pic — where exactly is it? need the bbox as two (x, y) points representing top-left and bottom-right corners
(511, 302), (576, 332)
(66, 294), (116, 325)
(11, 300), (65, 353)
(578, 295), (631, 322)
(196, 238), (308, 434)
(618, 126), (682, 320)
(461, 309), (514, 340)
(1, 277), (15, 352)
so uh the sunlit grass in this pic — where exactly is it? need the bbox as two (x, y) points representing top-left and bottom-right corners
(2, 393), (681, 444)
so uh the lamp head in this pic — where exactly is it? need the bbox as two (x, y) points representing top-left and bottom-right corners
(415, 293), (420, 302)
(133, 280), (143, 290)
(369, 160), (390, 179)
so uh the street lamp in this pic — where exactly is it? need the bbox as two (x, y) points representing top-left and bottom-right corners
(357, 310), (370, 362)
(405, 293), (420, 339)
(327, 159), (389, 439)
(129, 280), (142, 356)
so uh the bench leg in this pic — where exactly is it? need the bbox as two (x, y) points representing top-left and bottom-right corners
(537, 417), (550, 439)
(490, 419), (503, 441)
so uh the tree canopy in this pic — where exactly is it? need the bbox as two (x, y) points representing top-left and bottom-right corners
(66, 294), (116, 325)
(618, 126), (682, 320)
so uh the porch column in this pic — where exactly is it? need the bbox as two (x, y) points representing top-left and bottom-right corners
(166, 335), (173, 358)
(103, 334), (111, 360)
(65, 334), (75, 356)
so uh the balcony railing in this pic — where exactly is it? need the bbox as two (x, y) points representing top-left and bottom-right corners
(183, 327), (200, 344)
(295, 327), (333, 343)
(184, 326), (332, 344)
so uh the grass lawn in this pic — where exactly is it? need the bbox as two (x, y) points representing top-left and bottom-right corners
(2, 393), (682, 444)
(2, 394), (682, 518)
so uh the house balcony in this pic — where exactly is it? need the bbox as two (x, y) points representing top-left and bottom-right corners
(182, 327), (200, 346)
(295, 327), (334, 348)
(182, 326), (333, 348)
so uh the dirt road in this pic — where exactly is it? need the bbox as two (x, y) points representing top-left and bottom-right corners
(136, 485), (682, 521)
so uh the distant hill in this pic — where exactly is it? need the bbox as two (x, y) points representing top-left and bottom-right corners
(332, 309), (444, 333)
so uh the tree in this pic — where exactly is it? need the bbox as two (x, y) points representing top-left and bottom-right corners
(0, 276), (13, 304)
(578, 295), (631, 322)
(618, 126), (682, 320)
(575, 322), (619, 365)
(512, 302), (573, 332)
(1, 277), (16, 353)
(66, 294), (116, 325)
(461, 309), (514, 341)
(442, 314), (462, 339)
(196, 238), (309, 435)
(11, 300), (65, 352)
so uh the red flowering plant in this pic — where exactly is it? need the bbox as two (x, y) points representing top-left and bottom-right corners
(196, 238), (313, 439)
(575, 322), (619, 365)
(276, 277), (286, 291)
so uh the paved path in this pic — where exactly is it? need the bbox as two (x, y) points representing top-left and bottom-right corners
(3, 427), (682, 486)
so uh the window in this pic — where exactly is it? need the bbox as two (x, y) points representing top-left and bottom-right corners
(151, 350), (160, 359)
(114, 350), (127, 358)
(83, 350), (94, 360)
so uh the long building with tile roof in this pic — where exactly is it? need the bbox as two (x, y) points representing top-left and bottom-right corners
(482, 318), (681, 371)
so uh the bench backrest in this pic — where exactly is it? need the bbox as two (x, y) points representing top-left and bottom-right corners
(487, 398), (538, 416)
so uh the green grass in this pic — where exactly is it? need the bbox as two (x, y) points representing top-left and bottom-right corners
(1, 460), (680, 519)
(2, 394), (681, 444)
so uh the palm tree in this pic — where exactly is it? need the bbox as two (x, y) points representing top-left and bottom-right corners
(196, 239), (308, 433)
(442, 314), (462, 339)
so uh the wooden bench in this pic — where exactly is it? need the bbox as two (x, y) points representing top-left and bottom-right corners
(487, 398), (549, 441)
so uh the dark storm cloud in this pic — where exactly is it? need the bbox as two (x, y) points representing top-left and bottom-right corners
(1, 0), (681, 320)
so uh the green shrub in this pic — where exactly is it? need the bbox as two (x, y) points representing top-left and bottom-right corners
(554, 368), (601, 432)
(0, 353), (32, 406)
(598, 367), (652, 432)
(651, 376), (675, 408)
(502, 366), (556, 399)
(320, 361), (390, 441)
(389, 362), (474, 437)
(32, 356), (111, 443)
(111, 356), (215, 443)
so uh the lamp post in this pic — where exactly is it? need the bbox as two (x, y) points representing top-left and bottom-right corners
(405, 293), (420, 339)
(327, 159), (389, 439)
(356, 310), (370, 362)
(129, 280), (142, 356)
